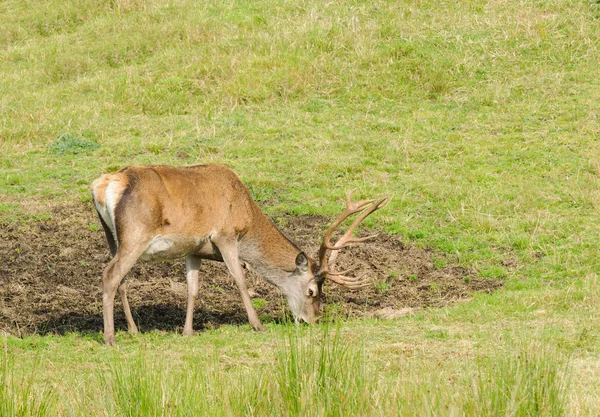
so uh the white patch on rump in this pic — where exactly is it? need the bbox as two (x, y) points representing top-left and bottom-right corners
(103, 181), (121, 239)
(92, 175), (127, 247)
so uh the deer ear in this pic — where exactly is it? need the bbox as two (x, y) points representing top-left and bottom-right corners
(295, 252), (309, 272)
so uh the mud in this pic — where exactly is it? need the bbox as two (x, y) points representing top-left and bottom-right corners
(0, 202), (502, 336)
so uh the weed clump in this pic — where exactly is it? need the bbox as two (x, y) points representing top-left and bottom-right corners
(48, 133), (100, 155)
(0, 346), (55, 416)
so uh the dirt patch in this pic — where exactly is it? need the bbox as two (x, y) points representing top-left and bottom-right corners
(0, 202), (501, 336)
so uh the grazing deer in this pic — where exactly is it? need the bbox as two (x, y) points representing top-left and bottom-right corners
(92, 164), (388, 345)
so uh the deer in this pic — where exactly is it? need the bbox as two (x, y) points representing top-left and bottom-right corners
(91, 164), (388, 345)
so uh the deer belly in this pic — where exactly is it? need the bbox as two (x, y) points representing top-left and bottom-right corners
(141, 236), (204, 261)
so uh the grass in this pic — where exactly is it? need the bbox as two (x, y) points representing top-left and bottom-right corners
(464, 342), (570, 417)
(47, 133), (101, 155)
(0, 321), (574, 416)
(1, 0), (600, 414)
(0, 346), (55, 416)
(1, 0), (598, 280)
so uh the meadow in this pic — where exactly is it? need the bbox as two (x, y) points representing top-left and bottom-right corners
(1, 0), (599, 415)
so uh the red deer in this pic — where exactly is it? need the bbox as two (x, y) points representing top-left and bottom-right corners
(92, 164), (388, 345)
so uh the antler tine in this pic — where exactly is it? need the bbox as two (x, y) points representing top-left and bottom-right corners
(325, 234), (378, 251)
(326, 196), (389, 267)
(326, 272), (371, 289)
(344, 189), (377, 211)
(325, 195), (389, 252)
(317, 190), (390, 289)
(325, 266), (357, 277)
(317, 189), (379, 269)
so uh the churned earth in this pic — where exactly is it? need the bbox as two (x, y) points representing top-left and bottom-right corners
(0, 202), (501, 336)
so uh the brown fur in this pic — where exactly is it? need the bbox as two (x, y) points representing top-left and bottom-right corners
(92, 164), (318, 345)
(92, 164), (385, 345)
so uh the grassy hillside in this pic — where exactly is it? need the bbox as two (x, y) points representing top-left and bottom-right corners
(1, 0), (600, 415)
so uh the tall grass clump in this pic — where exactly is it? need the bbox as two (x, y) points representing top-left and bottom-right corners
(103, 348), (271, 416)
(182, 322), (378, 416)
(0, 345), (55, 417)
(100, 323), (381, 416)
(175, 352), (270, 416)
(275, 321), (374, 416)
(464, 341), (570, 416)
(105, 353), (174, 417)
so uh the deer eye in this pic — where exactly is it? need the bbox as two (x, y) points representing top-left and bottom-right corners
(308, 288), (315, 297)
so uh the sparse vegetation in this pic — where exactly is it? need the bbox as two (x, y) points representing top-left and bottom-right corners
(375, 281), (391, 293)
(431, 257), (447, 269)
(251, 298), (268, 309)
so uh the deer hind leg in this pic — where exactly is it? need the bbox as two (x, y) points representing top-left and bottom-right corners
(212, 237), (264, 331)
(183, 255), (201, 336)
(102, 245), (147, 345)
(118, 280), (138, 335)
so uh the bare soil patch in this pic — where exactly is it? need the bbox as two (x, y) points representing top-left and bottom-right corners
(0, 202), (501, 336)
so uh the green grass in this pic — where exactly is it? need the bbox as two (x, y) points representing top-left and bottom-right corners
(1, 0), (599, 279)
(0, 321), (575, 416)
(1, 0), (600, 414)
(47, 133), (101, 155)
(464, 341), (570, 417)
(0, 347), (55, 416)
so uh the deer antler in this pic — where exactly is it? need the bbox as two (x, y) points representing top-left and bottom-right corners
(317, 190), (389, 288)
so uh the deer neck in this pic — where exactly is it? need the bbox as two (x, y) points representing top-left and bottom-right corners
(239, 211), (301, 285)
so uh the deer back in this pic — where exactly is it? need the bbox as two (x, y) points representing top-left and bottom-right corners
(92, 165), (262, 247)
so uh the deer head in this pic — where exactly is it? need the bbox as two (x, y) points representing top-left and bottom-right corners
(286, 190), (389, 323)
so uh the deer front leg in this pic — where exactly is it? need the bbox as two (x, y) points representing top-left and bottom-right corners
(183, 255), (201, 336)
(213, 237), (264, 332)
(118, 280), (139, 335)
